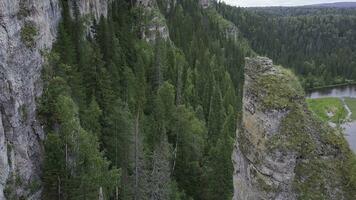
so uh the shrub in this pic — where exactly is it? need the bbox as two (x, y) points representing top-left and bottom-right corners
(21, 22), (38, 48)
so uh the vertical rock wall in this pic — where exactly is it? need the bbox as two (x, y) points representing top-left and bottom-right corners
(0, 1), (61, 198)
(232, 57), (351, 200)
(0, 0), (107, 199)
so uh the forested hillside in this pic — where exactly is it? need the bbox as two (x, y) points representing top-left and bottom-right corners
(38, 0), (253, 199)
(217, 3), (356, 88)
(3, 0), (356, 199)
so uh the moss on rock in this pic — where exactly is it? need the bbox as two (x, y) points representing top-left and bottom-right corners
(20, 22), (38, 48)
(235, 57), (356, 200)
(255, 66), (304, 111)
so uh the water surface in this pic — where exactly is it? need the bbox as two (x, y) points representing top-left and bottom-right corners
(307, 84), (356, 152)
(344, 123), (356, 152)
(307, 84), (356, 99)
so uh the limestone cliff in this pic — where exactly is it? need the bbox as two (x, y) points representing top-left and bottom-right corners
(233, 57), (355, 200)
(138, 0), (170, 42)
(0, 0), (107, 199)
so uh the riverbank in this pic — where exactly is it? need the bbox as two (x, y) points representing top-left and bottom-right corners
(307, 88), (356, 153)
(344, 98), (356, 120)
(306, 97), (347, 123)
(306, 82), (356, 91)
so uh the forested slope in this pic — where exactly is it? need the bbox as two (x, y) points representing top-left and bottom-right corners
(217, 3), (356, 88)
(3, 0), (356, 199)
(38, 0), (253, 199)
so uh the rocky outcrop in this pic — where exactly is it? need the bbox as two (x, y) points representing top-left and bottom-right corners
(199, 0), (212, 8)
(138, 0), (170, 42)
(206, 9), (240, 41)
(0, 0), (107, 199)
(233, 57), (354, 200)
(69, 0), (108, 19)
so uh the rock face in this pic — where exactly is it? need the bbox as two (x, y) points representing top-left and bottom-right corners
(0, 1), (61, 199)
(0, 0), (107, 199)
(69, 0), (108, 19)
(199, 0), (212, 8)
(138, 0), (170, 42)
(232, 57), (353, 200)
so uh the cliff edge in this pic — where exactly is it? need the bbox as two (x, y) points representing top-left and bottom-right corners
(232, 57), (356, 200)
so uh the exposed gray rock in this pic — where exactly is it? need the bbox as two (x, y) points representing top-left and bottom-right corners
(138, 0), (170, 42)
(200, 0), (212, 8)
(233, 58), (297, 200)
(69, 0), (108, 19)
(0, 1), (61, 198)
(233, 57), (352, 200)
(0, 113), (9, 200)
(0, 0), (107, 199)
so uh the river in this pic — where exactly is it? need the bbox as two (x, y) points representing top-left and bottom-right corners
(307, 85), (356, 152)
(307, 84), (356, 99)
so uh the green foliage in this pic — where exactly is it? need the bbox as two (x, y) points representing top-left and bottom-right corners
(263, 92), (356, 199)
(41, 1), (121, 198)
(255, 66), (305, 110)
(171, 105), (206, 198)
(205, 106), (235, 199)
(307, 98), (347, 123)
(21, 22), (38, 48)
(42, 95), (120, 200)
(103, 99), (134, 199)
(81, 97), (102, 136)
(27, 179), (42, 195)
(17, 0), (30, 19)
(294, 159), (330, 200)
(218, 3), (356, 89)
(277, 107), (317, 155)
(19, 104), (28, 122)
(38, 0), (356, 199)
(343, 153), (356, 198)
(40, 0), (252, 199)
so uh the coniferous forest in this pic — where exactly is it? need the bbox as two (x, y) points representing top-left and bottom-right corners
(39, 0), (252, 199)
(217, 3), (356, 89)
(33, 0), (356, 199)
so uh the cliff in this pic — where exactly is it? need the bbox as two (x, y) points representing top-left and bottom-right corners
(138, 0), (170, 42)
(0, 0), (107, 199)
(232, 57), (355, 200)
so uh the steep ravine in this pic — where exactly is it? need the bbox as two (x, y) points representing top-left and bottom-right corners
(233, 57), (356, 200)
(0, 0), (107, 199)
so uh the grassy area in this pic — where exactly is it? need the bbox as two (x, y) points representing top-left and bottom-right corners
(344, 98), (356, 121)
(306, 98), (347, 123)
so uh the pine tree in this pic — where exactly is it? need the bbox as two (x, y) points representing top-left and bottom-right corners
(103, 99), (134, 199)
(205, 105), (235, 199)
(171, 106), (206, 199)
(148, 136), (173, 200)
(207, 85), (225, 145)
(81, 97), (102, 137)
(43, 95), (120, 200)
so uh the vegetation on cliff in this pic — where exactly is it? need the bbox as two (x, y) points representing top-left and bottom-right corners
(243, 58), (356, 199)
(35, 0), (356, 199)
(39, 0), (252, 199)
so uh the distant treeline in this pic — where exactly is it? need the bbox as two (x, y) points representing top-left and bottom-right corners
(217, 3), (356, 89)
